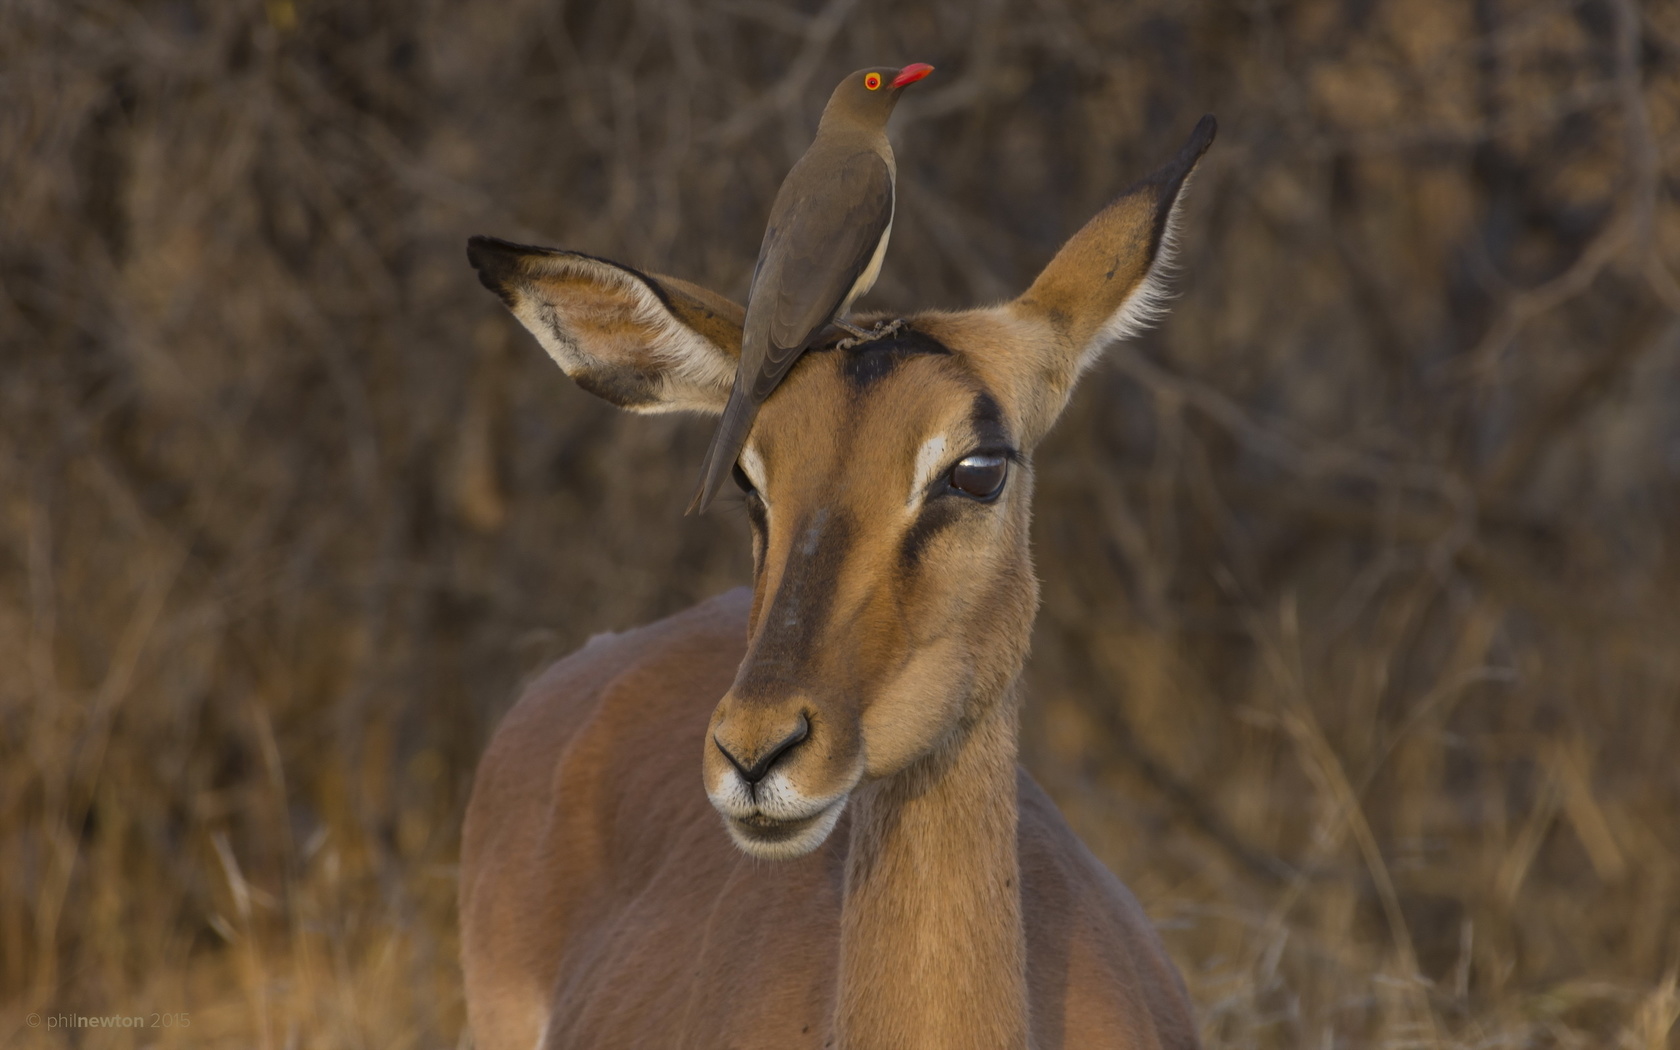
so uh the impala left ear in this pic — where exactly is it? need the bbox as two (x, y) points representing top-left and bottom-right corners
(1005, 116), (1215, 437)
(468, 237), (744, 414)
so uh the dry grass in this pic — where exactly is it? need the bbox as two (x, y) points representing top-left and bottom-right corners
(2, 0), (1678, 1046)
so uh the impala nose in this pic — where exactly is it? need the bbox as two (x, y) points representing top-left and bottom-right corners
(715, 714), (810, 785)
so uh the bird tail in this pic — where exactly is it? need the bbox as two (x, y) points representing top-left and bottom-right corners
(688, 379), (758, 515)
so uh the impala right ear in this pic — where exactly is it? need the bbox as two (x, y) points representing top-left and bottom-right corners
(467, 237), (744, 414)
(1000, 116), (1216, 442)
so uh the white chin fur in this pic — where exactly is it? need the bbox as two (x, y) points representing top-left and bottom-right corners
(721, 797), (848, 860)
(707, 767), (851, 860)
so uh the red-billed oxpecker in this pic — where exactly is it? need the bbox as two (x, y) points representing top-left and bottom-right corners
(688, 62), (935, 514)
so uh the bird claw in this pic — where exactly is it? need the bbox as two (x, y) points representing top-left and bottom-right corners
(834, 318), (907, 350)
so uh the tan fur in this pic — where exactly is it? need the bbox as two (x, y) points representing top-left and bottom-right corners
(461, 118), (1216, 1050)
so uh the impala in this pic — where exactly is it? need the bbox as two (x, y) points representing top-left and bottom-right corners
(460, 116), (1216, 1050)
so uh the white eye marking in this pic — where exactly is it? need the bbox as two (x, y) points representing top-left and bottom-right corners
(738, 444), (772, 527)
(909, 434), (948, 508)
(740, 445), (767, 493)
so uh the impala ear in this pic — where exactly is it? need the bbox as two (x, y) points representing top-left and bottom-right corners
(1005, 116), (1215, 433)
(467, 237), (743, 414)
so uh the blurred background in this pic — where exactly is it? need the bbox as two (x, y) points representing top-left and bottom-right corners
(4, 0), (1679, 1046)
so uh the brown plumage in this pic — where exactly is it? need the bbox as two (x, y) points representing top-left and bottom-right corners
(689, 62), (934, 514)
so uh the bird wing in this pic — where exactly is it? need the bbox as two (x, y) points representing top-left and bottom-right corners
(689, 148), (893, 514)
(747, 149), (894, 399)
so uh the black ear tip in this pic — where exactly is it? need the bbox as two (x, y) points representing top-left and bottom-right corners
(467, 235), (523, 301)
(466, 234), (511, 271)
(1141, 114), (1217, 195)
(1183, 114), (1217, 163)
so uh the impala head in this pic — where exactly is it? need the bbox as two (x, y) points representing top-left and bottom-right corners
(469, 116), (1215, 860)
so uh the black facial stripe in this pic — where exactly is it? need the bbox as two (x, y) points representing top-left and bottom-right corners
(970, 391), (1010, 451)
(833, 326), (953, 390)
(737, 508), (854, 696)
(900, 497), (965, 573)
(842, 347), (901, 387)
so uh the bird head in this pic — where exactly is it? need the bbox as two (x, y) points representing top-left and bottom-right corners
(824, 63), (934, 126)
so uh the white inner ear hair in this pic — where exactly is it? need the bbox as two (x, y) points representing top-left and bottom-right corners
(522, 254), (735, 415)
(908, 434), (949, 509)
(1075, 180), (1194, 378)
(624, 274), (736, 413)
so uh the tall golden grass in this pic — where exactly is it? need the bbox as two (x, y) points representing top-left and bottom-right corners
(2, 0), (1678, 1046)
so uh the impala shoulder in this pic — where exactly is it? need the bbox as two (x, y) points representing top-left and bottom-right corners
(546, 587), (751, 678)
(1018, 773), (1156, 931)
(591, 586), (752, 682)
(487, 589), (752, 754)
(1017, 772), (1199, 1048)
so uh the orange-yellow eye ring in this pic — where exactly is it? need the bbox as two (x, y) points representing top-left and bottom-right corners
(864, 73), (882, 91)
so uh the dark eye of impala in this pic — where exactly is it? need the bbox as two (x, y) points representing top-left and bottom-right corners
(731, 462), (757, 496)
(948, 454), (1009, 501)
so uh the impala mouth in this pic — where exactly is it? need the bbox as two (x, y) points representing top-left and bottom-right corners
(722, 799), (847, 860)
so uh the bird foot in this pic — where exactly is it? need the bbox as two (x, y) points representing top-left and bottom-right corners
(834, 318), (907, 350)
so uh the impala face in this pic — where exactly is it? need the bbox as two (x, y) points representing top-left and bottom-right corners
(700, 331), (1038, 858)
(466, 113), (1214, 863)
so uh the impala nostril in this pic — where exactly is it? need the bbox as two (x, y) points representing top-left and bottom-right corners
(715, 736), (752, 782)
(716, 714), (810, 786)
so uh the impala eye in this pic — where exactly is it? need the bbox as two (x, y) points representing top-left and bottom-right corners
(731, 462), (757, 496)
(948, 454), (1008, 501)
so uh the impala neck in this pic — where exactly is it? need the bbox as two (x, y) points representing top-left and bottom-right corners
(834, 680), (1031, 1049)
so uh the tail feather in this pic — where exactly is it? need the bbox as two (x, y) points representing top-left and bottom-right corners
(688, 381), (758, 515)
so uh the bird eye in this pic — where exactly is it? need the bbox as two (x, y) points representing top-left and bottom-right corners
(864, 72), (882, 91)
(731, 462), (757, 496)
(947, 454), (1008, 501)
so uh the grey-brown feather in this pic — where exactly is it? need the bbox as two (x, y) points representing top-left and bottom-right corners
(753, 150), (893, 391)
(691, 145), (894, 512)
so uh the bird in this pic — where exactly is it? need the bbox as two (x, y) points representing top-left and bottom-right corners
(689, 62), (935, 514)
